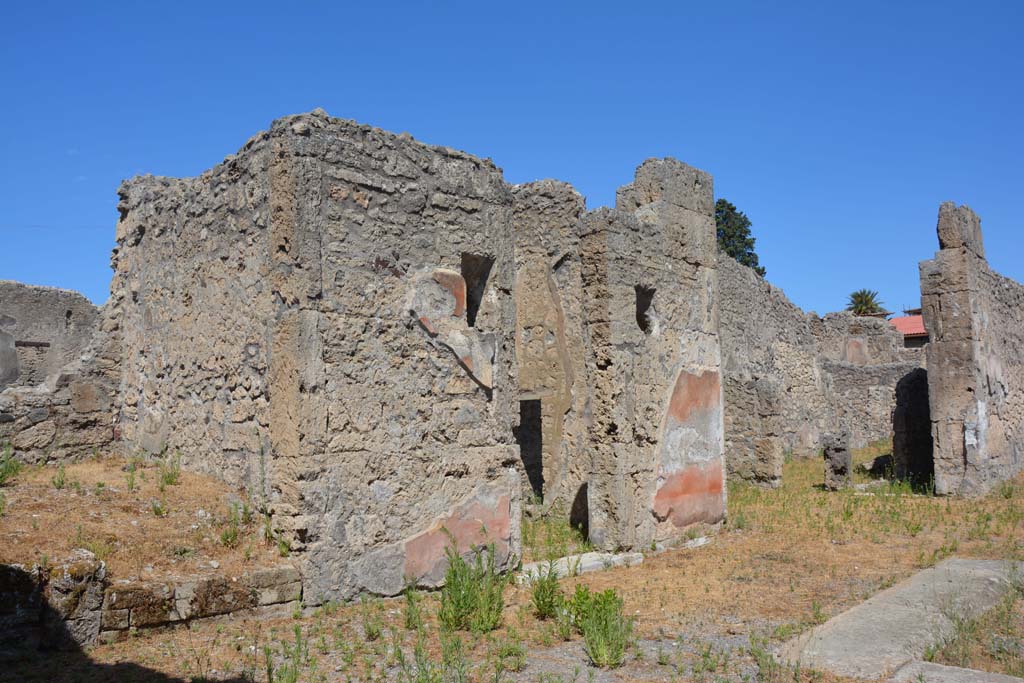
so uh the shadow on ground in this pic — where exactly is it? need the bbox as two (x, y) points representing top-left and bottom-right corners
(0, 564), (249, 683)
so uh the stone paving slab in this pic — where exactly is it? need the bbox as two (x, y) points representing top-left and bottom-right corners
(778, 558), (1021, 679)
(516, 551), (644, 584)
(892, 661), (1024, 683)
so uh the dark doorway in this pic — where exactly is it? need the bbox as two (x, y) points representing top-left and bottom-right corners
(515, 399), (544, 499)
(635, 285), (655, 334)
(569, 483), (589, 541)
(892, 368), (933, 488)
(461, 253), (495, 328)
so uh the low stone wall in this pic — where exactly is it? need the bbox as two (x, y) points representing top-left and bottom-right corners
(0, 552), (301, 653)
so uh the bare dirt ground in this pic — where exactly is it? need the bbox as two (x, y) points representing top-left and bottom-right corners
(2, 443), (1021, 682)
(0, 454), (282, 581)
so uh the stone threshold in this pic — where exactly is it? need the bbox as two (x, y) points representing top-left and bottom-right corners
(778, 558), (1022, 680)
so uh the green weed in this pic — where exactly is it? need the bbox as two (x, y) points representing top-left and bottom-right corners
(438, 538), (507, 634)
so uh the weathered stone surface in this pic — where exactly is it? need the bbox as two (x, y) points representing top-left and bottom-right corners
(0, 552), (108, 654)
(779, 559), (1021, 679)
(12, 418), (56, 449)
(936, 201), (985, 259)
(42, 551), (107, 648)
(0, 281), (99, 390)
(0, 283), (120, 464)
(580, 158), (725, 550)
(822, 432), (852, 490)
(104, 581), (175, 627)
(1, 554), (304, 652)
(517, 551), (644, 584)
(916, 204), (1024, 496)
(891, 660), (1024, 683)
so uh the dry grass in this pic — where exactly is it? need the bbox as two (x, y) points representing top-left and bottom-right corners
(932, 579), (1024, 676)
(572, 443), (1020, 640)
(521, 506), (593, 564)
(0, 453), (281, 580)
(4, 442), (1023, 681)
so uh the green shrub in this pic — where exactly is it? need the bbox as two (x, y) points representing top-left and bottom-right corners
(125, 460), (137, 492)
(573, 586), (633, 668)
(51, 464), (66, 490)
(494, 628), (526, 672)
(158, 449), (181, 490)
(220, 503), (242, 547)
(531, 560), (562, 619)
(438, 540), (507, 634)
(151, 499), (169, 517)
(440, 633), (469, 683)
(360, 595), (384, 641)
(566, 583), (593, 629)
(554, 600), (574, 640)
(0, 444), (21, 486)
(0, 490), (6, 517)
(396, 634), (443, 683)
(403, 586), (424, 631)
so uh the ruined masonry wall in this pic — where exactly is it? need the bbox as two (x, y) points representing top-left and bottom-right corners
(0, 281), (99, 389)
(114, 112), (524, 601)
(0, 283), (118, 464)
(719, 256), (923, 486)
(581, 160), (724, 549)
(920, 203), (1024, 496)
(9, 110), (726, 601)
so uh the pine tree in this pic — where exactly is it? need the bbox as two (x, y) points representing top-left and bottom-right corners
(715, 199), (765, 276)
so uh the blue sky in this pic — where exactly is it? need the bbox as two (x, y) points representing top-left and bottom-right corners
(2, 1), (1021, 314)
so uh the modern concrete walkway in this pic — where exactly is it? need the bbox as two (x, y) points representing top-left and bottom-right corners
(778, 558), (1022, 680)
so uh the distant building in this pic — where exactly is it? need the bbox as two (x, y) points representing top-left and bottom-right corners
(889, 308), (929, 348)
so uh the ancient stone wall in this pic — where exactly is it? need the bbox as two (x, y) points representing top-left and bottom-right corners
(918, 203), (1024, 495)
(581, 160), (724, 549)
(719, 256), (924, 486)
(0, 284), (119, 463)
(113, 112), (524, 601)
(718, 256), (827, 484)
(509, 181), (592, 512)
(108, 110), (725, 599)
(0, 281), (99, 389)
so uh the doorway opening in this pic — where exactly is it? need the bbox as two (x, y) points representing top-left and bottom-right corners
(515, 399), (544, 499)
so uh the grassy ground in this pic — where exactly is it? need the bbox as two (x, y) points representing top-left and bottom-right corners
(2, 442), (1022, 682)
(931, 577), (1024, 677)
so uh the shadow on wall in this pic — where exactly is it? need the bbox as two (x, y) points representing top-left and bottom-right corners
(0, 565), (250, 683)
(569, 482), (589, 540)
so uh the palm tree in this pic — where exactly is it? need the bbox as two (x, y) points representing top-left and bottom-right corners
(846, 289), (885, 316)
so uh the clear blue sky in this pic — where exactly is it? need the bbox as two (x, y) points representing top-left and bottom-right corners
(2, 1), (1021, 313)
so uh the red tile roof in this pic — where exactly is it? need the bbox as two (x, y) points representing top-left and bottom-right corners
(889, 314), (927, 337)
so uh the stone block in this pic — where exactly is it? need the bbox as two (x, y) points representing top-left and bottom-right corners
(822, 432), (852, 490)
(937, 202), (984, 258)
